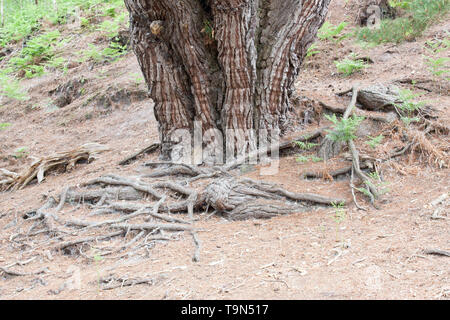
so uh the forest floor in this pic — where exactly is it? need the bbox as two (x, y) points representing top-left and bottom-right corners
(0, 1), (449, 299)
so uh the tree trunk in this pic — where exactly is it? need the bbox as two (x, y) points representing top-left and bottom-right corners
(124, 0), (330, 163)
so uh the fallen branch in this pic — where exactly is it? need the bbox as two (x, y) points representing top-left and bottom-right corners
(118, 143), (160, 166)
(0, 267), (47, 277)
(424, 249), (450, 257)
(1, 143), (109, 192)
(100, 275), (164, 290)
(54, 231), (124, 251)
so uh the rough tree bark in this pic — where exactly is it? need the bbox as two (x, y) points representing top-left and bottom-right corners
(124, 0), (330, 162)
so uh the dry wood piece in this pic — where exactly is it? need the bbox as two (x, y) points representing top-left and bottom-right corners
(100, 274), (166, 290)
(118, 143), (160, 165)
(0, 143), (109, 192)
(357, 84), (401, 111)
(54, 231), (125, 251)
(0, 266), (47, 277)
(423, 249), (450, 257)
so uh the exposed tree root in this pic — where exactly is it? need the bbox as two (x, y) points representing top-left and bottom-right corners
(303, 163), (369, 180)
(319, 100), (398, 123)
(12, 158), (345, 265)
(223, 127), (325, 171)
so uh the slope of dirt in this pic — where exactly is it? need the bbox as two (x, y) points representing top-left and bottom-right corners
(0, 1), (449, 299)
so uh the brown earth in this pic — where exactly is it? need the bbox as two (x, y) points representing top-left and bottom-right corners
(0, 0), (449, 299)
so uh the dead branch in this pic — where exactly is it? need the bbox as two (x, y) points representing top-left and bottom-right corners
(54, 231), (125, 251)
(100, 275), (165, 290)
(118, 143), (160, 166)
(0, 267), (47, 277)
(0, 143), (109, 192)
(423, 249), (450, 257)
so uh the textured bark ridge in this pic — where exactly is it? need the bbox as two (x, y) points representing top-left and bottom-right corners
(124, 0), (330, 162)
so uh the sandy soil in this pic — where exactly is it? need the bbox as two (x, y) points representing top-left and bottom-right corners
(0, 0), (448, 300)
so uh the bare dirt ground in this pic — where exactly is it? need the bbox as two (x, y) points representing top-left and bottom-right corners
(0, 1), (449, 299)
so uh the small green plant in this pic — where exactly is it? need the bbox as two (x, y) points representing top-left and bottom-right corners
(393, 89), (426, 125)
(296, 155), (323, 163)
(296, 155), (310, 163)
(97, 11), (128, 39)
(294, 141), (318, 150)
(13, 147), (28, 159)
(306, 43), (320, 58)
(425, 56), (450, 80)
(365, 172), (391, 196)
(93, 251), (103, 294)
(129, 72), (144, 86)
(0, 73), (28, 101)
(310, 156), (323, 163)
(335, 55), (368, 76)
(78, 41), (127, 63)
(0, 123), (12, 130)
(331, 201), (346, 244)
(325, 114), (365, 143)
(366, 134), (384, 149)
(389, 0), (413, 9)
(202, 19), (215, 39)
(318, 21), (350, 42)
(423, 36), (450, 81)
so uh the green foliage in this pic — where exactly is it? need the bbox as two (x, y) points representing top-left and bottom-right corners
(423, 37), (450, 81)
(0, 72), (28, 101)
(294, 141), (318, 150)
(325, 114), (365, 143)
(334, 56), (368, 76)
(13, 147), (28, 159)
(0, 0), (128, 48)
(425, 56), (450, 79)
(389, 0), (413, 9)
(0, 123), (12, 130)
(202, 20), (215, 39)
(8, 30), (65, 78)
(78, 42), (127, 63)
(294, 141), (321, 163)
(296, 155), (323, 163)
(366, 134), (384, 149)
(129, 72), (144, 86)
(393, 89), (426, 125)
(296, 155), (309, 163)
(306, 43), (320, 58)
(97, 10), (129, 39)
(318, 21), (350, 42)
(357, 0), (450, 44)
(330, 201), (346, 244)
(331, 201), (346, 224)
